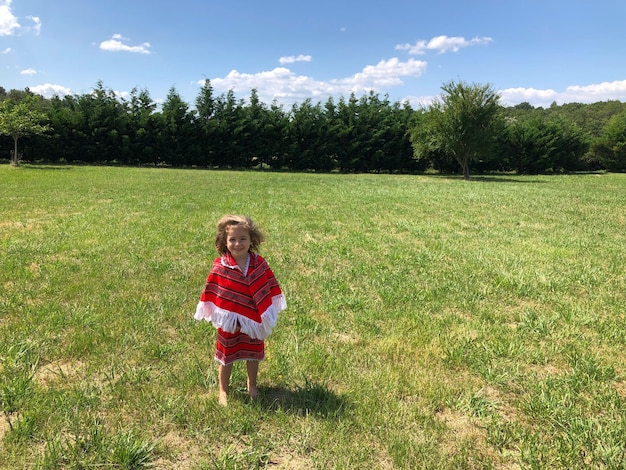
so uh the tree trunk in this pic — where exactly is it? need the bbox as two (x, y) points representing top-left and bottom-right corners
(459, 156), (470, 180)
(10, 136), (20, 167)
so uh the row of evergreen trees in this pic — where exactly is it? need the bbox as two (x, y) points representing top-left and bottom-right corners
(1, 80), (625, 173)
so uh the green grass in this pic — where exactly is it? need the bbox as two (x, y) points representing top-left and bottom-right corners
(1, 165), (625, 469)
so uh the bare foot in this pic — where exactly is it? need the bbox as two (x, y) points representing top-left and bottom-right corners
(248, 384), (258, 399)
(218, 390), (228, 406)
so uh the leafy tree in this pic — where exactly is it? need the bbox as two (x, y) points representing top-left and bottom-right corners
(411, 80), (503, 179)
(549, 100), (626, 139)
(0, 96), (50, 166)
(410, 109), (455, 173)
(590, 110), (626, 171)
(1, 78), (622, 173)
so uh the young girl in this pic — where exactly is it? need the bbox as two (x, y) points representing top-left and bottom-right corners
(194, 215), (286, 405)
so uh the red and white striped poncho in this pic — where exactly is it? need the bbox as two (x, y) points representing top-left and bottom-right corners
(194, 252), (286, 340)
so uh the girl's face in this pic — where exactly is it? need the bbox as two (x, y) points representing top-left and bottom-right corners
(226, 225), (251, 261)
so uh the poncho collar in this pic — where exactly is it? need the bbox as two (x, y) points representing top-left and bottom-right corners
(221, 251), (252, 276)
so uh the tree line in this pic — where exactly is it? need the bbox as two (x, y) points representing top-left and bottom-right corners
(1, 80), (625, 175)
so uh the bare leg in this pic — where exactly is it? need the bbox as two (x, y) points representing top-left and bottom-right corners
(246, 361), (259, 399)
(218, 363), (233, 406)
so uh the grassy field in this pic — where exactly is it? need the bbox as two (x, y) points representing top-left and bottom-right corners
(1, 165), (625, 469)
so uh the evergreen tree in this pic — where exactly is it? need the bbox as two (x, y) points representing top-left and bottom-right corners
(158, 87), (195, 166)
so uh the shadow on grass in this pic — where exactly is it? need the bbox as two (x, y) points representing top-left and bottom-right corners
(258, 381), (350, 419)
(20, 164), (73, 171)
(437, 174), (545, 183)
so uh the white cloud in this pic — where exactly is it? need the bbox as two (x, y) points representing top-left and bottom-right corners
(1, 47), (10, 54)
(20, 68), (37, 75)
(396, 35), (493, 55)
(279, 54), (312, 64)
(0, 0), (20, 36)
(564, 80), (626, 102)
(112, 90), (130, 100)
(498, 87), (558, 107)
(403, 94), (437, 108)
(499, 80), (626, 107)
(210, 67), (323, 102)
(0, 2), (41, 36)
(100, 34), (151, 54)
(207, 57), (427, 105)
(409, 80), (626, 110)
(336, 57), (427, 90)
(29, 83), (73, 98)
(27, 15), (41, 35)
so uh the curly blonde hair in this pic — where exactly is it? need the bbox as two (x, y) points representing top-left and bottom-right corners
(214, 215), (265, 255)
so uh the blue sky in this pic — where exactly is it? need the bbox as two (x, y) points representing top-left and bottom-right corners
(2, 0), (626, 109)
